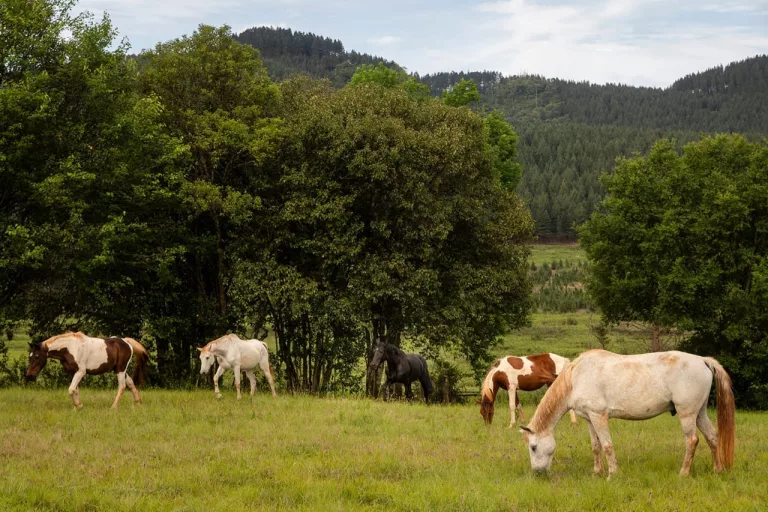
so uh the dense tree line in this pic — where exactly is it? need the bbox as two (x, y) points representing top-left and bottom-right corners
(580, 135), (768, 408)
(233, 27), (399, 87)
(0, 2), (533, 392)
(232, 27), (767, 238)
(420, 66), (768, 237)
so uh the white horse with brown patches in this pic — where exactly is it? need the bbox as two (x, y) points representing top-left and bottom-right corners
(478, 353), (578, 427)
(520, 350), (735, 478)
(26, 332), (149, 409)
(198, 334), (276, 399)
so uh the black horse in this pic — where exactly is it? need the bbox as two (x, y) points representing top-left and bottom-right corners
(370, 340), (434, 404)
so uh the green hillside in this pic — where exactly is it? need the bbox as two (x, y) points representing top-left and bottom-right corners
(235, 27), (768, 238)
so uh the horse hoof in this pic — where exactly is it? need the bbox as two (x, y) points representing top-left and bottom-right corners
(215, 394), (222, 399)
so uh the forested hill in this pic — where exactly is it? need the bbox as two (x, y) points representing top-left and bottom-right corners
(421, 57), (768, 133)
(235, 27), (768, 238)
(234, 27), (399, 87)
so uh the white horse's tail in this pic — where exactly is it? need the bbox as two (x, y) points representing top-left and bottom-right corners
(704, 357), (735, 470)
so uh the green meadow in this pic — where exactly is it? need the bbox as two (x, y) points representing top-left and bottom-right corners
(2, 244), (766, 510)
(0, 389), (766, 511)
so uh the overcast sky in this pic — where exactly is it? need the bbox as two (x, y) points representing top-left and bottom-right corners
(75, 0), (768, 87)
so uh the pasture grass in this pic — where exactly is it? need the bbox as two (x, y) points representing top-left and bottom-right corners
(5, 324), (31, 360)
(1, 388), (766, 511)
(500, 312), (650, 360)
(529, 243), (587, 266)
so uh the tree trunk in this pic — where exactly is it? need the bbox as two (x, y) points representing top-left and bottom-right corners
(213, 216), (227, 317)
(651, 324), (661, 352)
(442, 375), (450, 404)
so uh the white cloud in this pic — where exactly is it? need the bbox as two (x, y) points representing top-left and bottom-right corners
(400, 0), (768, 86)
(69, 0), (768, 86)
(368, 36), (402, 46)
(77, 0), (247, 22)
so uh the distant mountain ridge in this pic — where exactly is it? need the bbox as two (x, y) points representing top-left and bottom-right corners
(236, 26), (768, 237)
(234, 27), (399, 87)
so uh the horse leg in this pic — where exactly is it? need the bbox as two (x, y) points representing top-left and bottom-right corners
(68, 370), (86, 410)
(234, 364), (242, 400)
(245, 370), (257, 396)
(111, 371), (128, 409)
(586, 419), (605, 474)
(516, 392), (525, 424)
(382, 379), (392, 401)
(125, 375), (142, 403)
(507, 386), (519, 427)
(259, 358), (277, 398)
(405, 383), (414, 402)
(569, 409), (578, 424)
(678, 412), (700, 477)
(420, 377), (431, 404)
(213, 366), (226, 399)
(696, 404), (722, 473)
(588, 411), (618, 477)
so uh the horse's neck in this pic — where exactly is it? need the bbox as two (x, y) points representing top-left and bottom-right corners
(385, 347), (405, 367)
(529, 387), (571, 432)
(481, 371), (499, 401)
(48, 335), (84, 358)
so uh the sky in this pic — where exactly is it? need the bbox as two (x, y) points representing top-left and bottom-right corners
(75, 0), (768, 88)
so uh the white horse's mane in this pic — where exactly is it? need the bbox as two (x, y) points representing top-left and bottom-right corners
(201, 333), (240, 353)
(527, 352), (585, 432)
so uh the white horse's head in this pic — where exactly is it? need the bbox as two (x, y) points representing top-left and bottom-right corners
(520, 426), (556, 473)
(198, 347), (216, 374)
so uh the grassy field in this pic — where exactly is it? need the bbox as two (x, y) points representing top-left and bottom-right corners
(529, 244), (587, 266)
(2, 244), (767, 510)
(0, 389), (766, 511)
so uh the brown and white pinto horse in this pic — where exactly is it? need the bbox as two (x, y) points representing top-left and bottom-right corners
(26, 332), (148, 409)
(478, 353), (578, 427)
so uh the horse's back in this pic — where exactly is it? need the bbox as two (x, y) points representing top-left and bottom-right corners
(236, 338), (269, 368)
(405, 354), (427, 376)
(571, 350), (713, 418)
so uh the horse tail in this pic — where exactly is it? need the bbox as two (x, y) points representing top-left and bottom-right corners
(704, 357), (735, 471)
(420, 358), (434, 396)
(126, 338), (149, 388)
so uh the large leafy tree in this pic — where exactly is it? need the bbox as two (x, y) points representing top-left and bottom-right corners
(580, 134), (768, 407)
(0, 0), (182, 343)
(137, 25), (283, 379)
(349, 62), (429, 101)
(266, 79), (533, 394)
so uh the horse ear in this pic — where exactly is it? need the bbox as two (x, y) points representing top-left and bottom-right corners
(519, 426), (533, 434)
(196, 347), (203, 352)
(475, 398), (482, 404)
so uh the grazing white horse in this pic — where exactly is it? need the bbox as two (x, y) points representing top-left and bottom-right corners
(520, 350), (735, 477)
(198, 334), (276, 399)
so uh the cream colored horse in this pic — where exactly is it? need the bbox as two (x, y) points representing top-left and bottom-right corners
(198, 334), (276, 399)
(520, 350), (735, 477)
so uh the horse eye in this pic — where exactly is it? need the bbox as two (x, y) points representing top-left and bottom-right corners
(531, 445), (537, 453)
